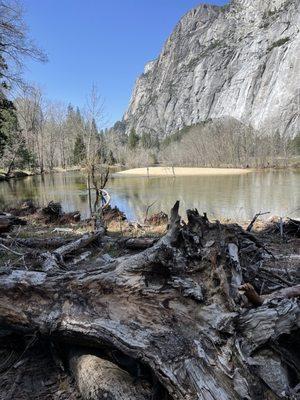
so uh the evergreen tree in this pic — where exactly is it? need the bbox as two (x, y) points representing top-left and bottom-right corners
(91, 118), (98, 136)
(107, 150), (116, 165)
(128, 128), (139, 150)
(291, 133), (300, 155)
(73, 135), (86, 165)
(141, 132), (152, 149)
(0, 96), (13, 156)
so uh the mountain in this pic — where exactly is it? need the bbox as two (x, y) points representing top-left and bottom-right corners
(123, 0), (299, 138)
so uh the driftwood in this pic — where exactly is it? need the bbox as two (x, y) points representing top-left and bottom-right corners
(7, 200), (38, 216)
(285, 218), (300, 237)
(246, 211), (270, 232)
(41, 201), (81, 224)
(0, 202), (299, 399)
(2, 236), (74, 249)
(120, 237), (157, 250)
(40, 228), (105, 271)
(0, 213), (26, 233)
(103, 205), (126, 224)
(263, 217), (300, 238)
(69, 350), (153, 400)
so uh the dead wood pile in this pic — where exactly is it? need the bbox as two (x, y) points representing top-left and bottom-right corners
(0, 202), (299, 400)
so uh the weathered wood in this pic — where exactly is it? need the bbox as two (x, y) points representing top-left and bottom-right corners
(121, 237), (157, 250)
(39, 228), (105, 271)
(246, 211), (270, 232)
(69, 350), (153, 400)
(0, 202), (299, 399)
(240, 282), (300, 306)
(1, 236), (73, 249)
(0, 213), (26, 233)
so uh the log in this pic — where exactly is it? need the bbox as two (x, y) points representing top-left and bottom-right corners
(0, 202), (299, 399)
(0, 213), (26, 233)
(1, 236), (73, 249)
(121, 237), (157, 250)
(69, 350), (153, 400)
(39, 228), (105, 271)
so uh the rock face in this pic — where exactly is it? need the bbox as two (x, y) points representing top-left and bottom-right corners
(124, 0), (300, 138)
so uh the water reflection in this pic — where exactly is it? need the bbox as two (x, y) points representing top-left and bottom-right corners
(0, 170), (299, 221)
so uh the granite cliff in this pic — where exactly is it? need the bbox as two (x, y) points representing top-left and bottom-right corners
(124, 0), (300, 138)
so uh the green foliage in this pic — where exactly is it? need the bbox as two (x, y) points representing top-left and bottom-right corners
(150, 152), (158, 165)
(220, 4), (230, 12)
(141, 132), (151, 149)
(162, 130), (184, 147)
(91, 118), (98, 135)
(0, 97), (37, 172)
(141, 132), (159, 149)
(128, 128), (139, 150)
(15, 145), (37, 169)
(73, 135), (86, 165)
(0, 95), (17, 156)
(107, 150), (116, 165)
(161, 122), (211, 148)
(268, 37), (290, 52)
(291, 133), (300, 155)
(207, 40), (223, 50)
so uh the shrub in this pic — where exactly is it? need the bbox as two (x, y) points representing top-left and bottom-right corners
(268, 37), (290, 51)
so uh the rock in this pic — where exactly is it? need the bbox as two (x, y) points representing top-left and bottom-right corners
(124, 0), (299, 138)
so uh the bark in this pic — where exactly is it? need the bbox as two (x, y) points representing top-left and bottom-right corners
(0, 203), (299, 400)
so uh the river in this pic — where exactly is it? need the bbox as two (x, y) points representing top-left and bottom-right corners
(0, 170), (299, 221)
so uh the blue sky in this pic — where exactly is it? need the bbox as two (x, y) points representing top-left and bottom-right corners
(23, 0), (228, 126)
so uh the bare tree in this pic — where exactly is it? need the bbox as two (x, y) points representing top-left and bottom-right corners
(83, 85), (110, 219)
(0, 0), (47, 88)
(14, 85), (45, 172)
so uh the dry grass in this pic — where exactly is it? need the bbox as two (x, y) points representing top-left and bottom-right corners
(117, 167), (252, 177)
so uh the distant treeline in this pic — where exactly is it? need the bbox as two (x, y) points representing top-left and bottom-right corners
(1, 92), (299, 176)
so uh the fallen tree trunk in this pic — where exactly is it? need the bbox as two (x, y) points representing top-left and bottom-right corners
(0, 202), (299, 399)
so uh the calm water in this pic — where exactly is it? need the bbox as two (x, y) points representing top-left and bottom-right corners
(0, 170), (299, 221)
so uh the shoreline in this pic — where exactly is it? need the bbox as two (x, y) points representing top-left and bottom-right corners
(116, 166), (253, 177)
(1, 165), (299, 182)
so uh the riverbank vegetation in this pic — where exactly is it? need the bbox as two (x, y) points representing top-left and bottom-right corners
(2, 95), (299, 178)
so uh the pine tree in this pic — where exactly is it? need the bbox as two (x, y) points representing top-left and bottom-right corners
(141, 132), (152, 149)
(107, 150), (116, 165)
(73, 135), (86, 165)
(128, 128), (139, 150)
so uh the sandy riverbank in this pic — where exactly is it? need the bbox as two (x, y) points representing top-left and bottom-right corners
(117, 166), (253, 177)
